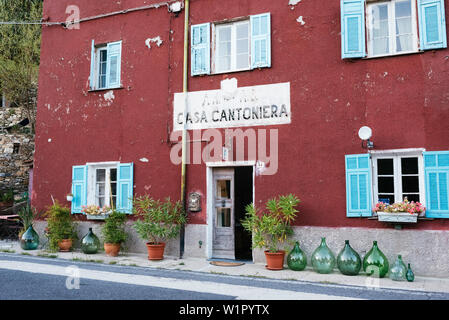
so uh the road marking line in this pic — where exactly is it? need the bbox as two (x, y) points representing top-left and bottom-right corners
(0, 260), (361, 300)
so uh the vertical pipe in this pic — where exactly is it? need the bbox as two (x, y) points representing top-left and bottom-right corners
(179, 0), (190, 259)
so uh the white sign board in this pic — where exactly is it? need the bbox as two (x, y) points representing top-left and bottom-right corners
(173, 82), (291, 131)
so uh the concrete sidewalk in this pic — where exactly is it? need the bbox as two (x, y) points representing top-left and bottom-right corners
(1, 240), (449, 295)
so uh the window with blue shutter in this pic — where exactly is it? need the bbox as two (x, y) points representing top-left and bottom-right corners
(72, 165), (87, 214)
(251, 13), (271, 69)
(191, 23), (210, 76)
(424, 151), (449, 218)
(345, 154), (372, 217)
(117, 163), (134, 214)
(341, 0), (366, 59)
(106, 41), (122, 88)
(418, 0), (447, 50)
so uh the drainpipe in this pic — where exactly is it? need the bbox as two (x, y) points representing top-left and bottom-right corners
(179, 0), (189, 259)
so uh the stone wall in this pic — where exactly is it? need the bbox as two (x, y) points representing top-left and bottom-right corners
(0, 107), (34, 195)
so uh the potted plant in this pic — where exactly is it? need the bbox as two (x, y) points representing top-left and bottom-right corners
(133, 195), (186, 260)
(82, 204), (111, 220)
(101, 210), (128, 257)
(45, 201), (78, 252)
(374, 197), (425, 224)
(241, 194), (300, 270)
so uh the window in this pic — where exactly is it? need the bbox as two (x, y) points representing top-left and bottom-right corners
(345, 150), (449, 218)
(215, 20), (250, 73)
(71, 162), (133, 214)
(367, 0), (418, 57)
(88, 165), (117, 209)
(191, 13), (271, 76)
(372, 153), (424, 204)
(341, 0), (447, 59)
(89, 40), (122, 90)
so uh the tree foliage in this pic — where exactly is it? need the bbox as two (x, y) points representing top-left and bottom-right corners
(0, 0), (43, 133)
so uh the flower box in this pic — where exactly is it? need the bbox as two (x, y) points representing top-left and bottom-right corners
(86, 213), (110, 220)
(376, 212), (418, 223)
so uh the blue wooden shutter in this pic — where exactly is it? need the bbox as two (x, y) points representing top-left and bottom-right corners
(341, 0), (366, 59)
(106, 41), (122, 88)
(89, 40), (95, 90)
(72, 165), (87, 214)
(423, 151), (449, 218)
(117, 163), (133, 213)
(418, 0), (447, 50)
(191, 23), (210, 76)
(251, 13), (271, 69)
(345, 154), (372, 217)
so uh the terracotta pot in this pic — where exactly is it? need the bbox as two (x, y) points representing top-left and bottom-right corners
(146, 242), (166, 260)
(58, 239), (72, 252)
(264, 250), (286, 270)
(104, 243), (121, 257)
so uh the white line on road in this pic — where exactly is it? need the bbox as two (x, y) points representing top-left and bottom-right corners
(0, 260), (361, 300)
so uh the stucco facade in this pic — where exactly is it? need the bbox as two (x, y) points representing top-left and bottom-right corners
(33, 0), (449, 276)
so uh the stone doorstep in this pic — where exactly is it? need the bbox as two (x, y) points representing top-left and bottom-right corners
(2, 241), (449, 295)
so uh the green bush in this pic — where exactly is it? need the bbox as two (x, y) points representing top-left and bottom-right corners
(241, 194), (300, 253)
(101, 210), (128, 244)
(0, 189), (14, 202)
(133, 195), (186, 245)
(44, 201), (78, 251)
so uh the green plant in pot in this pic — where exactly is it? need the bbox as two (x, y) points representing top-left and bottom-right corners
(44, 201), (78, 252)
(18, 204), (39, 250)
(101, 210), (128, 257)
(133, 195), (186, 260)
(241, 194), (300, 270)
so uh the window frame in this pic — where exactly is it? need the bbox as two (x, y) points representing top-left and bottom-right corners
(212, 18), (251, 74)
(90, 41), (122, 91)
(366, 0), (419, 58)
(370, 149), (426, 206)
(86, 162), (119, 209)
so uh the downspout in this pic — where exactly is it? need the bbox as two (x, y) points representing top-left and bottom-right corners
(179, 0), (189, 259)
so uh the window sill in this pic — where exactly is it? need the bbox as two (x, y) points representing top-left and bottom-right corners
(88, 86), (124, 93)
(363, 50), (424, 60)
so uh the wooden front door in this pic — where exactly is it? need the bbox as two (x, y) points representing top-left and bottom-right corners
(212, 168), (235, 259)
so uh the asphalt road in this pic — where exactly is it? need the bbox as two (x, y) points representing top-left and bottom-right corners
(1, 253), (449, 301)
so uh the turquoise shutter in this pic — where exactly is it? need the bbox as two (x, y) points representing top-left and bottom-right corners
(345, 154), (372, 217)
(117, 163), (134, 213)
(72, 165), (87, 214)
(191, 23), (210, 76)
(250, 13), (271, 69)
(341, 0), (366, 59)
(106, 41), (122, 88)
(418, 0), (447, 50)
(424, 151), (449, 218)
(89, 40), (95, 90)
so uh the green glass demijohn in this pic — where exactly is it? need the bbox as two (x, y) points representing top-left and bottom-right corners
(389, 255), (407, 281)
(81, 228), (100, 254)
(287, 241), (307, 271)
(20, 225), (39, 250)
(311, 237), (336, 274)
(406, 263), (415, 282)
(363, 241), (389, 278)
(337, 240), (362, 276)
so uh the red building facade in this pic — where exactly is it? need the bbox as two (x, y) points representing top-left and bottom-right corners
(33, 0), (449, 276)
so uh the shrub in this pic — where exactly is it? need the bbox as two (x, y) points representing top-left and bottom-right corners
(133, 195), (186, 245)
(241, 194), (300, 253)
(44, 201), (78, 251)
(101, 210), (128, 244)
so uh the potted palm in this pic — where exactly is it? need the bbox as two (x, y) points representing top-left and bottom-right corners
(133, 195), (186, 260)
(45, 201), (78, 252)
(101, 210), (128, 257)
(241, 194), (300, 270)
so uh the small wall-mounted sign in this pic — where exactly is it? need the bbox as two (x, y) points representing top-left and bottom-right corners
(188, 192), (202, 212)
